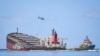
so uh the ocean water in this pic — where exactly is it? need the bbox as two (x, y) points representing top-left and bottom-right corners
(0, 50), (100, 56)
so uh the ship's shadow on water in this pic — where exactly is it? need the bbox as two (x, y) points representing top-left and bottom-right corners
(0, 50), (100, 56)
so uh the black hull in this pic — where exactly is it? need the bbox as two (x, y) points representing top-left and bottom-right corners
(28, 47), (66, 50)
(85, 45), (95, 50)
(75, 45), (95, 50)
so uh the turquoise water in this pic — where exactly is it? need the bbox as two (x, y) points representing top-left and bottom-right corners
(0, 50), (100, 56)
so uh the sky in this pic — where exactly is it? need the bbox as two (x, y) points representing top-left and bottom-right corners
(0, 0), (100, 49)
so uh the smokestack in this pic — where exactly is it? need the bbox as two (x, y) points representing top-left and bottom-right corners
(51, 29), (58, 44)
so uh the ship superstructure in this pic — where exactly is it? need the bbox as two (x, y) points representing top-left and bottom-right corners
(41, 29), (66, 49)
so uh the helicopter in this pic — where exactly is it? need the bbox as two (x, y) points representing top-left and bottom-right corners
(38, 16), (45, 20)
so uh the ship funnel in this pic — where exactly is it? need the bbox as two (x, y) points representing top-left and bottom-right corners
(51, 29), (58, 44)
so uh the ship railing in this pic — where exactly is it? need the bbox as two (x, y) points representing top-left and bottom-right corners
(19, 38), (39, 40)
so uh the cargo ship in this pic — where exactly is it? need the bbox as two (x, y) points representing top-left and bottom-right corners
(71, 36), (95, 50)
(7, 28), (66, 51)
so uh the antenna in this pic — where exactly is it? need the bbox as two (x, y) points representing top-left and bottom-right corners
(17, 27), (18, 33)
(86, 35), (88, 38)
(52, 28), (55, 34)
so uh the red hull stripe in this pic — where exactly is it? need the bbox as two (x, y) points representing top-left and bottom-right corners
(7, 42), (14, 50)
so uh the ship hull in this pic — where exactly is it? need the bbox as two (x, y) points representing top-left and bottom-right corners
(7, 38), (28, 51)
(7, 42), (66, 50)
(74, 45), (95, 50)
(28, 47), (66, 50)
(85, 45), (95, 50)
